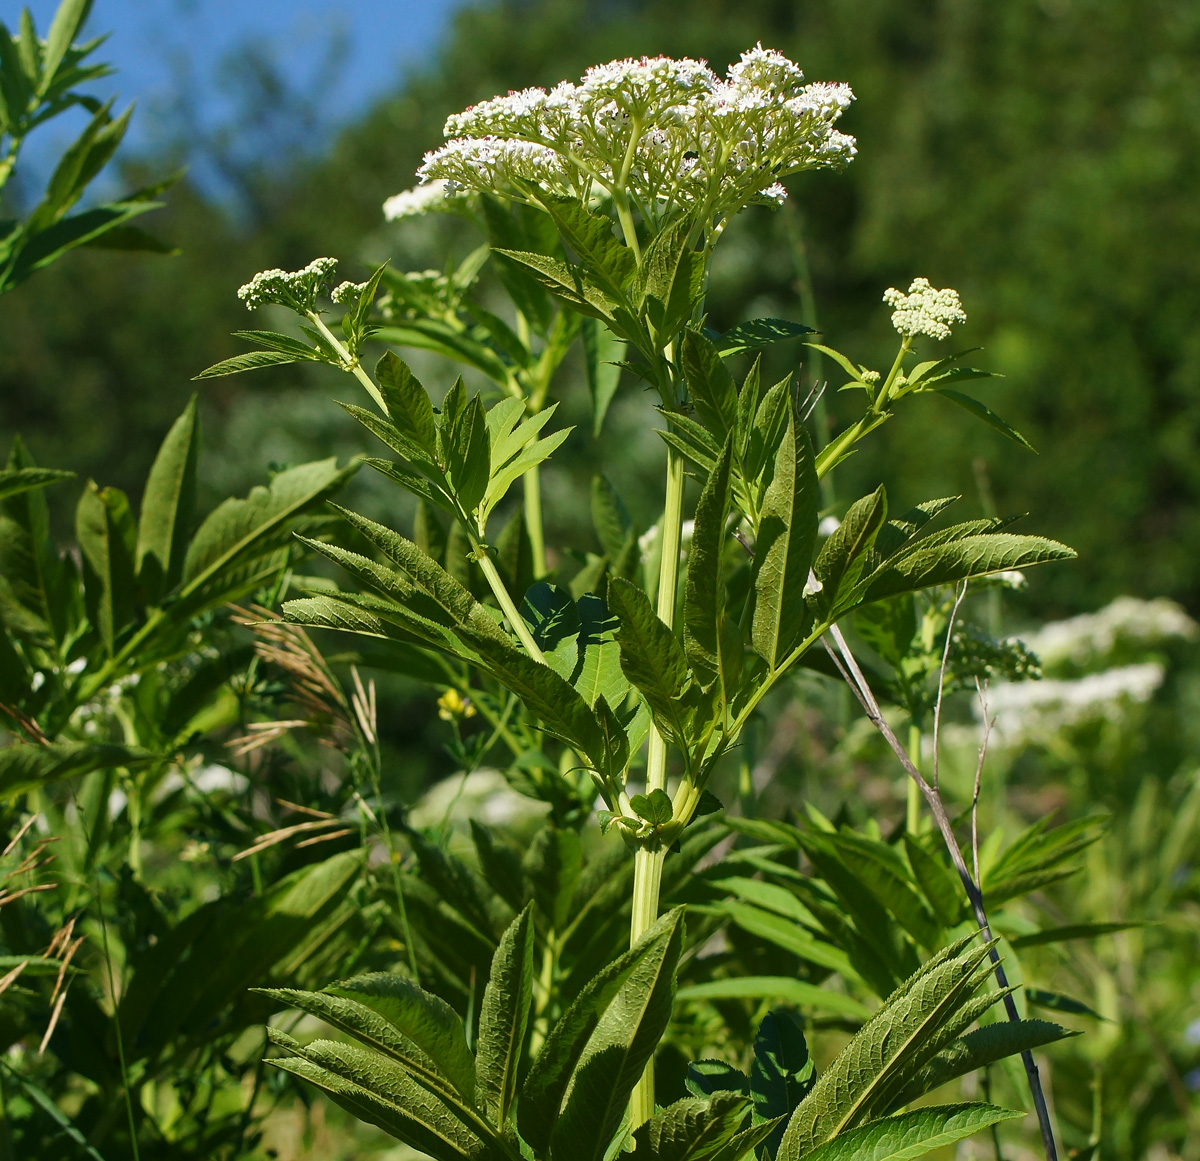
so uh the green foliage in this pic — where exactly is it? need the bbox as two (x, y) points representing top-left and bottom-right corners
(0, 0), (175, 295)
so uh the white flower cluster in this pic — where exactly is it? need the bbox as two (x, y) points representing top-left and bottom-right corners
(237, 257), (338, 313)
(383, 178), (454, 220)
(1025, 596), (1197, 670)
(419, 45), (855, 222)
(883, 277), (967, 341)
(330, 279), (367, 305)
(982, 662), (1165, 742)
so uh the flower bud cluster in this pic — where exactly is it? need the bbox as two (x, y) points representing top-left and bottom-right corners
(331, 280), (367, 305)
(418, 44), (855, 225)
(237, 257), (338, 313)
(883, 277), (967, 341)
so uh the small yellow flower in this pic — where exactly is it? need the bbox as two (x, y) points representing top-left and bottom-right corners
(437, 688), (476, 722)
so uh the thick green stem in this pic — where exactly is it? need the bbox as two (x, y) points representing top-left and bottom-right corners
(473, 542), (546, 664)
(523, 461), (548, 579)
(628, 442), (686, 1129)
(906, 722), (923, 834)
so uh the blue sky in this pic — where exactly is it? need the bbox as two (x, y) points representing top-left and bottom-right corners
(19, 0), (468, 185)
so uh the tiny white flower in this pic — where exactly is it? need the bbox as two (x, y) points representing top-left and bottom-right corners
(66, 657), (87, 675)
(30, 671), (45, 692)
(818, 515), (841, 537)
(802, 574), (824, 597)
(883, 277), (966, 341)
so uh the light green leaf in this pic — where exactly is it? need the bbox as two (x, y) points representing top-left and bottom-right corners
(582, 318), (625, 436)
(935, 388), (1036, 451)
(0, 466), (73, 502)
(676, 978), (870, 1022)
(136, 395), (199, 603)
(889, 1020), (1073, 1109)
(682, 329), (738, 442)
(76, 480), (136, 654)
(520, 923), (678, 1153)
(1010, 921), (1143, 949)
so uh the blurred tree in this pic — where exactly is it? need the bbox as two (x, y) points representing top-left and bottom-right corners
(2, 0), (1198, 615)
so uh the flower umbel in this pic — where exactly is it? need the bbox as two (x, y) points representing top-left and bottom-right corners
(418, 44), (855, 228)
(238, 257), (338, 313)
(883, 277), (966, 341)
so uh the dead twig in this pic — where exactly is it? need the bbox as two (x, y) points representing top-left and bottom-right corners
(823, 621), (1060, 1161)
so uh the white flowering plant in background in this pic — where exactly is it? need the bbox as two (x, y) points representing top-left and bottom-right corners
(199, 43), (1091, 1161)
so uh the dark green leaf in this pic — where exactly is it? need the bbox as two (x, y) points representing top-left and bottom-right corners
(751, 408), (820, 668)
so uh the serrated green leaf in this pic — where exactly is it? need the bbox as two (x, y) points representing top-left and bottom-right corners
(329, 974), (478, 1102)
(376, 350), (437, 451)
(682, 329), (738, 442)
(550, 908), (685, 1161)
(520, 923), (676, 1152)
(797, 1104), (1022, 1161)
(636, 1092), (758, 1161)
(860, 533), (1075, 606)
(935, 389), (1036, 451)
(811, 487), (887, 617)
(777, 938), (998, 1158)
(889, 1020), (1073, 1109)
(631, 788), (674, 828)
(607, 577), (690, 752)
(717, 318), (814, 357)
(476, 906), (535, 1129)
(193, 349), (300, 378)
(180, 458), (355, 603)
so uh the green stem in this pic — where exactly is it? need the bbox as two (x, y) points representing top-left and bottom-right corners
(307, 311), (387, 412)
(472, 540), (546, 664)
(523, 461), (548, 579)
(906, 722), (922, 834)
(628, 441), (686, 1129)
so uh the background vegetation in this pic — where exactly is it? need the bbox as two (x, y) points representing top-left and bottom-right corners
(2, 2), (1199, 1158)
